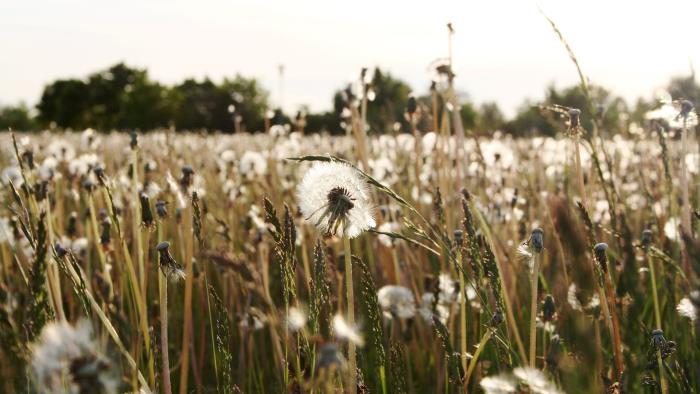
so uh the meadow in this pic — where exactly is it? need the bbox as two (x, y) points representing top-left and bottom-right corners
(1, 12), (699, 393)
(0, 101), (699, 394)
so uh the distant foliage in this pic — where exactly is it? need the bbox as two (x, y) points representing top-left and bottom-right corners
(34, 63), (269, 132)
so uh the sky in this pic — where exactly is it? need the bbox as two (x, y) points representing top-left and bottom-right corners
(1, 0), (698, 117)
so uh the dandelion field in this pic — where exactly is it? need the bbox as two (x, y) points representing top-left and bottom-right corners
(1, 17), (700, 394)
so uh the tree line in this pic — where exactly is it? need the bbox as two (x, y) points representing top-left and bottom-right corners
(1, 62), (698, 136)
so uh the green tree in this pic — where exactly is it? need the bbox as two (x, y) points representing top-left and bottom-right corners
(504, 83), (627, 137)
(476, 102), (505, 132)
(220, 76), (270, 132)
(0, 103), (38, 131)
(170, 75), (270, 132)
(366, 68), (412, 133)
(37, 79), (91, 128)
(459, 102), (477, 130)
(667, 73), (700, 105)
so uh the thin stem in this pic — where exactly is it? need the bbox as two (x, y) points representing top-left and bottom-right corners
(456, 248), (468, 374)
(179, 203), (195, 394)
(465, 328), (493, 387)
(529, 253), (540, 368)
(342, 233), (357, 394)
(573, 134), (588, 210)
(647, 251), (667, 394)
(603, 270), (624, 378)
(159, 269), (172, 394)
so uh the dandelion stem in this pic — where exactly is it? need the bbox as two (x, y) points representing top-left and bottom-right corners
(603, 269), (624, 378)
(342, 233), (357, 394)
(159, 266), (172, 394)
(179, 203), (195, 394)
(529, 252), (540, 368)
(573, 134), (588, 210)
(456, 247), (468, 375)
(647, 252), (667, 393)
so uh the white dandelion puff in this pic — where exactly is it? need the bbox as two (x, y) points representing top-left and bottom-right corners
(480, 373), (517, 394)
(30, 320), (116, 394)
(287, 307), (308, 332)
(677, 297), (697, 322)
(418, 292), (450, 324)
(567, 283), (582, 311)
(376, 221), (401, 247)
(513, 367), (563, 394)
(437, 273), (461, 305)
(297, 161), (375, 239)
(377, 285), (416, 319)
(332, 314), (364, 347)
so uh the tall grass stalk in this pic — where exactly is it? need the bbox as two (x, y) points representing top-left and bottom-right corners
(465, 328), (493, 387)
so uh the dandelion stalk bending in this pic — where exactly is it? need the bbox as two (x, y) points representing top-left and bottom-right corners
(297, 161), (376, 393)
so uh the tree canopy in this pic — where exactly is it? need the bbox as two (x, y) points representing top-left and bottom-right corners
(1, 62), (698, 136)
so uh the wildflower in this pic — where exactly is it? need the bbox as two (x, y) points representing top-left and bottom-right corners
(155, 200), (168, 219)
(180, 165), (194, 191)
(297, 161), (375, 238)
(546, 334), (563, 369)
(542, 295), (556, 322)
(568, 108), (581, 130)
(593, 243), (609, 273)
(437, 273), (461, 304)
(156, 241), (186, 282)
(418, 292), (450, 324)
(564, 284), (579, 311)
(490, 308), (504, 327)
(663, 217), (679, 241)
(130, 131), (138, 150)
(647, 329), (676, 367)
(240, 151), (268, 178)
(239, 310), (266, 331)
(315, 343), (346, 372)
(54, 242), (69, 259)
(142, 181), (162, 199)
(676, 292), (698, 322)
(513, 367), (562, 394)
(376, 221), (400, 247)
(99, 218), (111, 248)
(377, 285), (416, 319)
(71, 238), (89, 257)
(646, 96), (699, 129)
(30, 320), (116, 394)
(480, 374), (517, 394)
(1, 166), (23, 187)
(286, 307), (307, 332)
(140, 193), (155, 228)
(332, 314), (364, 347)
(67, 212), (78, 237)
(220, 149), (236, 164)
(641, 229), (653, 250)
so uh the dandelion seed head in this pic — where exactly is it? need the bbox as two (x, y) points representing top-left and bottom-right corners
(332, 314), (364, 347)
(419, 292), (450, 324)
(514, 367), (562, 394)
(377, 285), (416, 319)
(286, 307), (307, 332)
(30, 320), (116, 394)
(297, 161), (375, 239)
(677, 297), (697, 321)
(480, 374), (517, 394)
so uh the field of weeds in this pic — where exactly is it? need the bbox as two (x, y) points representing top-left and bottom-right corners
(1, 107), (699, 393)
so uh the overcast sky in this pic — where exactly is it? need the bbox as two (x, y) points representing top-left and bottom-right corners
(1, 0), (698, 116)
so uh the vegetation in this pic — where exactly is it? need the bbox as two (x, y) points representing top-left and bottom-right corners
(1, 18), (700, 394)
